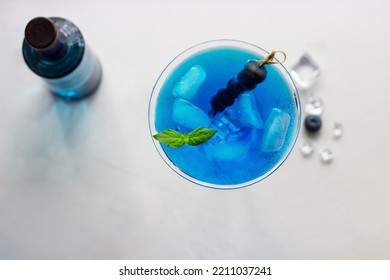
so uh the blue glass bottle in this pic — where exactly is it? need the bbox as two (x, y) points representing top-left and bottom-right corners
(22, 17), (102, 100)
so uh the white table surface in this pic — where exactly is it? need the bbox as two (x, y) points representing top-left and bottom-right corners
(1, 0), (390, 259)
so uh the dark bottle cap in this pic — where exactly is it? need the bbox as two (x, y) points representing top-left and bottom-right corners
(25, 17), (58, 50)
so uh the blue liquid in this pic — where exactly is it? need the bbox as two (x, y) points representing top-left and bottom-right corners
(154, 46), (298, 186)
(23, 17), (101, 100)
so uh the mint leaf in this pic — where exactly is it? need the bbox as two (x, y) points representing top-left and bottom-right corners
(153, 129), (185, 148)
(187, 127), (217, 146)
(153, 127), (217, 148)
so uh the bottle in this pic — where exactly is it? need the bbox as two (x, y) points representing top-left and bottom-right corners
(22, 17), (102, 100)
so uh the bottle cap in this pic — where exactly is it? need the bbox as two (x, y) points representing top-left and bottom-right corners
(25, 17), (58, 50)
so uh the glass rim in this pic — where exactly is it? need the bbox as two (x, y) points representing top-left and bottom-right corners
(148, 39), (301, 190)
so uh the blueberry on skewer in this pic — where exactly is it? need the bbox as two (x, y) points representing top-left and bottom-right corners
(209, 50), (285, 116)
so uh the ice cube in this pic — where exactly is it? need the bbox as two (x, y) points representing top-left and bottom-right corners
(218, 114), (241, 134)
(237, 93), (265, 129)
(207, 123), (228, 144)
(172, 98), (210, 130)
(262, 108), (291, 152)
(203, 129), (256, 161)
(290, 53), (320, 91)
(172, 65), (206, 100)
(211, 109), (244, 142)
(205, 141), (248, 161)
(305, 94), (323, 115)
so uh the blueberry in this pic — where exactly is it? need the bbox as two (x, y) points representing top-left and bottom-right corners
(226, 78), (245, 98)
(304, 115), (322, 133)
(210, 95), (225, 112)
(216, 89), (235, 107)
(244, 60), (267, 84)
(237, 70), (257, 90)
(209, 60), (267, 113)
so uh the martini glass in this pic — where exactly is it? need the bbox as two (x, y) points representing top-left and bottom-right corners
(149, 39), (301, 189)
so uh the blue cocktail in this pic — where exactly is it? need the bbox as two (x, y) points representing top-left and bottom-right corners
(149, 40), (300, 189)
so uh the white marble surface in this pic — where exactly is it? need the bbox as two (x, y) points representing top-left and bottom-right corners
(1, 0), (390, 259)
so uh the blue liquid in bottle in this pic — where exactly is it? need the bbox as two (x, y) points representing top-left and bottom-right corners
(22, 17), (102, 100)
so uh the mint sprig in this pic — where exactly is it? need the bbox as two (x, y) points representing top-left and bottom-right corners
(153, 127), (217, 148)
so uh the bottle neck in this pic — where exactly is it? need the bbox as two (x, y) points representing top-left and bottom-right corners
(39, 34), (67, 58)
